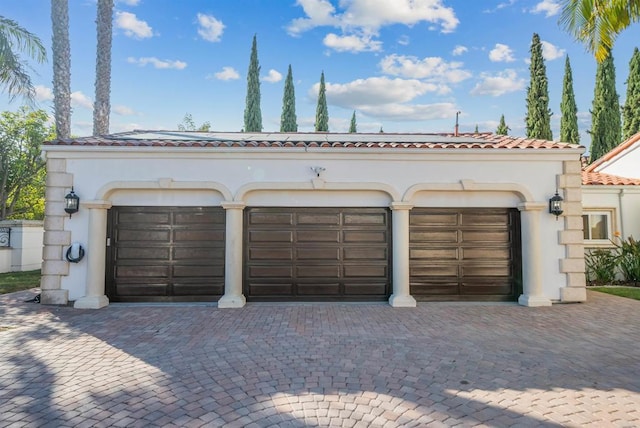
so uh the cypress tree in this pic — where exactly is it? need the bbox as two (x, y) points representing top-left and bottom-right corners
(315, 71), (329, 132)
(244, 34), (262, 132)
(623, 47), (640, 140)
(525, 33), (553, 140)
(280, 64), (297, 132)
(474, 124), (479, 133)
(590, 53), (621, 161)
(560, 55), (580, 144)
(496, 114), (509, 135)
(349, 111), (357, 133)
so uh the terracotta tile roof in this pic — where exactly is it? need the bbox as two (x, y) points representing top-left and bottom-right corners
(44, 131), (584, 150)
(584, 131), (640, 172)
(582, 171), (640, 186)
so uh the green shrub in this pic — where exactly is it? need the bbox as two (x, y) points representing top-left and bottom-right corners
(616, 236), (640, 285)
(585, 248), (618, 285)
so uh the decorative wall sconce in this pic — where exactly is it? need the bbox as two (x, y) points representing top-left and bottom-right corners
(311, 166), (326, 177)
(549, 190), (563, 219)
(64, 187), (80, 218)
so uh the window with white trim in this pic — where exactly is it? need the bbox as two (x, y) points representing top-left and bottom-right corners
(582, 210), (614, 243)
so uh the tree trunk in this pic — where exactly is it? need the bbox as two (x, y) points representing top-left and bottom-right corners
(51, 0), (71, 139)
(93, 0), (113, 136)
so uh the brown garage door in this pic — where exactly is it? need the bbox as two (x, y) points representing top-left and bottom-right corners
(410, 208), (521, 301)
(244, 207), (391, 301)
(105, 206), (225, 302)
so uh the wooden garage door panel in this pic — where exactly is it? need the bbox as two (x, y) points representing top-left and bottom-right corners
(117, 247), (170, 260)
(297, 247), (340, 260)
(117, 230), (170, 241)
(297, 230), (340, 242)
(297, 283), (340, 295)
(249, 212), (294, 225)
(106, 206), (225, 302)
(343, 247), (387, 260)
(410, 213), (458, 226)
(410, 208), (521, 301)
(344, 213), (386, 225)
(249, 248), (293, 260)
(410, 230), (458, 243)
(410, 248), (458, 260)
(463, 247), (511, 260)
(244, 207), (391, 301)
(343, 230), (386, 243)
(173, 247), (224, 260)
(297, 213), (340, 225)
(118, 212), (170, 224)
(249, 283), (294, 295)
(174, 230), (224, 241)
(249, 230), (293, 242)
(297, 265), (341, 278)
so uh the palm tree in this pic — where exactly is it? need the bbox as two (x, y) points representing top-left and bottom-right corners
(51, 0), (71, 139)
(560, 0), (640, 62)
(0, 16), (46, 101)
(93, 0), (113, 136)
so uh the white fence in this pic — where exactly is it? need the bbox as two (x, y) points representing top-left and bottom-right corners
(0, 220), (44, 273)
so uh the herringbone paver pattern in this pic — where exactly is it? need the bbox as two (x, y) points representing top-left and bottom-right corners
(1, 289), (638, 427)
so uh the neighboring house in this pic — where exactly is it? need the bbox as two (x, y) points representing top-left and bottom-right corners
(582, 132), (640, 250)
(39, 131), (586, 309)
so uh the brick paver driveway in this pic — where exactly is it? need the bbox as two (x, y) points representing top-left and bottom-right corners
(1, 290), (638, 427)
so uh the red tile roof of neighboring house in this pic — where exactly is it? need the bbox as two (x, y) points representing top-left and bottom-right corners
(44, 131), (584, 151)
(582, 171), (640, 186)
(583, 131), (640, 172)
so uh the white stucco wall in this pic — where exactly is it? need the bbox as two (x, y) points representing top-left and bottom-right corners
(594, 143), (640, 179)
(0, 220), (44, 272)
(42, 145), (582, 303)
(582, 186), (640, 244)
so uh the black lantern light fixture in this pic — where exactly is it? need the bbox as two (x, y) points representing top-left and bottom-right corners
(64, 187), (80, 218)
(549, 190), (563, 220)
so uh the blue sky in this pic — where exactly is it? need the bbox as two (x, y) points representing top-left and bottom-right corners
(2, 0), (640, 149)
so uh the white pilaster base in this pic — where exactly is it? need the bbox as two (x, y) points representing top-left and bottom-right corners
(560, 287), (587, 302)
(74, 295), (109, 309)
(40, 289), (69, 305)
(217, 294), (246, 308)
(518, 294), (552, 307)
(389, 294), (417, 308)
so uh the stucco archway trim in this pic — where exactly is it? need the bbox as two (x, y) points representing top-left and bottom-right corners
(402, 179), (534, 204)
(95, 178), (233, 202)
(235, 179), (401, 202)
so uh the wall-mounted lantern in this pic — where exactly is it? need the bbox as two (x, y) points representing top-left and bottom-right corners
(64, 187), (80, 218)
(549, 190), (563, 220)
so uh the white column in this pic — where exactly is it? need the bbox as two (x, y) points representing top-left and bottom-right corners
(218, 202), (246, 308)
(517, 202), (552, 307)
(389, 202), (417, 307)
(74, 200), (111, 309)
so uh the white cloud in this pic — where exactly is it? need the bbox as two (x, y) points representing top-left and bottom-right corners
(323, 33), (382, 52)
(116, 0), (140, 5)
(531, 0), (561, 17)
(357, 102), (459, 121)
(310, 76), (439, 108)
(379, 54), (472, 85)
(262, 69), (283, 83)
(115, 11), (153, 39)
(541, 40), (566, 60)
(470, 69), (525, 96)
(113, 105), (136, 116)
(211, 66), (240, 80)
(397, 35), (410, 46)
(288, 0), (459, 37)
(127, 57), (187, 69)
(71, 91), (93, 110)
(196, 13), (224, 42)
(489, 43), (515, 62)
(35, 85), (53, 101)
(452, 45), (468, 56)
